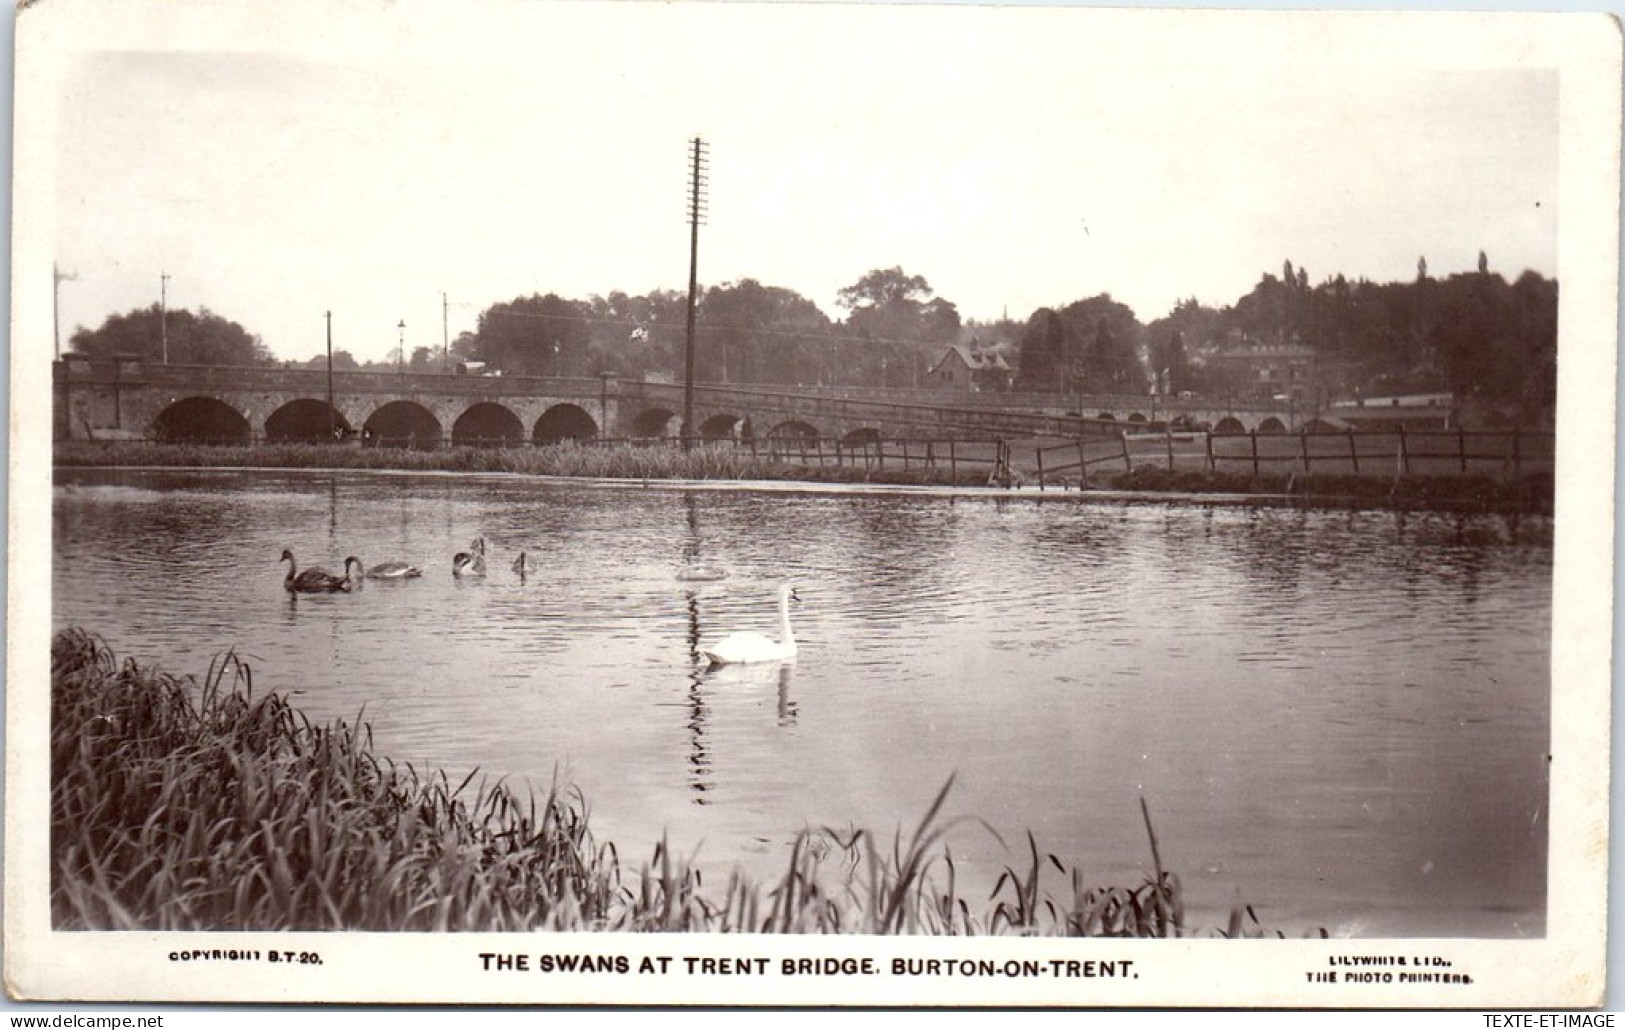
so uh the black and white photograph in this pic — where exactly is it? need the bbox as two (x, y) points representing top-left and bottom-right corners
(5, 0), (1618, 1010)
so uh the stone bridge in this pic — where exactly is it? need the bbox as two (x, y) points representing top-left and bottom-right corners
(53, 357), (1296, 446)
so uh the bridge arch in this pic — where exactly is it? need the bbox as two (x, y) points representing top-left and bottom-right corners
(533, 403), (599, 444)
(1213, 416), (1246, 435)
(1257, 417), (1287, 434)
(153, 397), (251, 444)
(767, 420), (819, 441)
(1095, 412), (1117, 422)
(452, 402), (524, 447)
(266, 399), (351, 442)
(698, 413), (747, 441)
(1126, 412), (1147, 424)
(841, 427), (881, 446)
(632, 407), (677, 439)
(364, 401), (442, 448)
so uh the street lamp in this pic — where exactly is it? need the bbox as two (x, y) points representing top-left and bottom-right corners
(397, 320), (406, 376)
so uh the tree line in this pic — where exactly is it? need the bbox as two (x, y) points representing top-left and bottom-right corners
(66, 255), (1557, 425)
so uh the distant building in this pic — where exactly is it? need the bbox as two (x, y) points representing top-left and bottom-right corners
(927, 342), (1013, 393)
(1211, 333), (1317, 403)
(1329, 392), (1456, 430)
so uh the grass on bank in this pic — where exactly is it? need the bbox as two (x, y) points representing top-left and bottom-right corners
(50, 629), (1316, 936)
(53, 439), (995, 488)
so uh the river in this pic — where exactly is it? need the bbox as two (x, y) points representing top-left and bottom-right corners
(51, 467), (1551, 937)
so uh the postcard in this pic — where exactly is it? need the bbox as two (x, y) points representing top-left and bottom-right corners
(7, 0), (1618, 1009)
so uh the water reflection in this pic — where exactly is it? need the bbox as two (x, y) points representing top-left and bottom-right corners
(50, 469), (1552, 937)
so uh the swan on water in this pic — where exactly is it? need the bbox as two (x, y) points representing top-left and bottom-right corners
(702, 583), (799, 666)
(282, 550), (361, 593)
(453, 537), (488, 577)
(365, 559), (423, 580)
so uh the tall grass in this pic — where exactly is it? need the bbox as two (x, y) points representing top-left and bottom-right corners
(55, 440), (991, 487)
(51, 629), (1317, 935)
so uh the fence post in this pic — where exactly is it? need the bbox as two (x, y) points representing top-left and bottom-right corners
(1121, 432), (1132, 472)
(1078, 438), (1088, 487)
(950, 439), (958, 482)
(1165, 428), (1175, 470)
(1250, 431), (1260, 477)
(1511, 427), (1522, 479)
(1397, 426), (1410, 475)
(1299, 430), (1311, 473)
(1348, 428), (1360, 474)
(1458, 428), (1468, 473)
(1205, 431), (1215, 472)
(1036, 445), (1045, 491)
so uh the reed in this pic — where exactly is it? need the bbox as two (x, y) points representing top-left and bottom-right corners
(51, 629), (1316, 935)
(55, 440), (988, 487)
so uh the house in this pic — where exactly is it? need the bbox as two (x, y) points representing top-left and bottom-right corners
(1210, 332), (1317, 403)
(927, 342), (1013, 393)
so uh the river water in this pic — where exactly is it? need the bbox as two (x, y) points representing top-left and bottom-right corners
(51, 468), (1551, 938)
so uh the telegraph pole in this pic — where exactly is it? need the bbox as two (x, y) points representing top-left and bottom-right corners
(160, 273), (171, 364)
(683, 136), (708, 448)
(326, 311), (335, 441)
(442, 291), (450, 372)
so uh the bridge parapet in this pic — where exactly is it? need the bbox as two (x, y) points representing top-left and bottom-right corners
(56, 358), (613, 400)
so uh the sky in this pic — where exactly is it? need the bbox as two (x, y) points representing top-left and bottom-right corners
(37, 1), (1564, 365)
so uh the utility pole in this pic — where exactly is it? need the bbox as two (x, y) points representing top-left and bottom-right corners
(442, 291), (450, 372)
(160, 273), (171, 364)
(53, 264), (76, 359)
(326, 311), (335, 441)
(683, 136), (708, 449)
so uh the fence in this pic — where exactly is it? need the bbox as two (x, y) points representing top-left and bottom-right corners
(738, 435), (1013, 483)
(1032, 427), (1555, 490)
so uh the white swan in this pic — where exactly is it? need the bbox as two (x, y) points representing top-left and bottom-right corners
(364, 559), (423, 580)
(453, 537), (487, 577)
(702, 583), (799, 666)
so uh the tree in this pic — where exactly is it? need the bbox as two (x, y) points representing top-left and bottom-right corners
(837, 267), (932, 312)
(1015, 308), (1066, 389)
(836, 267), (961, 387)
(68, 305), (273, 366)
(1057, 294), (1145, 393)
(474, 294), (591, 376)
(698, 279), (832, 385)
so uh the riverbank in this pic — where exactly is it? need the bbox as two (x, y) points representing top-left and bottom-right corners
(53, 439), (1552, 513)
(50, 628), (1311, 936)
